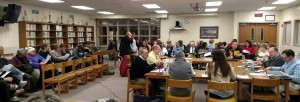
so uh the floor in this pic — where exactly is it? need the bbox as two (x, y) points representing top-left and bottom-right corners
(19, 60), (210, 102)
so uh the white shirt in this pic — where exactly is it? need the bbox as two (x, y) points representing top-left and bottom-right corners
(130, 39), (137, 52)
(160, 47), (168, 56)
(189, 47), (195, 53)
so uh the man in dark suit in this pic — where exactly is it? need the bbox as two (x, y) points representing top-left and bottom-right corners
(119, 32), (133, 57)
(255, 47), (285, 67)
(184, 41), (198, 57)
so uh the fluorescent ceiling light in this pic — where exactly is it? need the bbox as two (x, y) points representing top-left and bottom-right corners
(71, 6), (95, 10)
(142, 4), (160, 9)
(97, 11), (114, 14)
(272, 0), (295, 4)
(206, 1), (222, 6)
(258, 7), (276, 10)
(39, 0), (64, 3)
(155, 10), (168, 13)
(205, 8), (218, 12)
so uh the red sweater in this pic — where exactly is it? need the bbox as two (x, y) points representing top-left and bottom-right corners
(242, 46), (255, 55)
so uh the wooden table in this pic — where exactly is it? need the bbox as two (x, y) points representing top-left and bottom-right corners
(93, 49), (117, 66)
(144, 58), (290, 102)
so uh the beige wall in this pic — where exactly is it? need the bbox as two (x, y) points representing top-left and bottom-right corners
(160, 13), (234, 45)
(0, 1), (95, 53)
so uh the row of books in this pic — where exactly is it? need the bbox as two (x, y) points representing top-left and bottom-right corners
(26, 24), (36, 30)
(42, 25), (50, 31)
(86, 28), (92, 32)
(77, 27), (84, 32)
(68, 32), (76, 37)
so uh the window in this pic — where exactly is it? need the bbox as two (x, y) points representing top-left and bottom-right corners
(295, 21), (300, 45)
(283, 22), (291, 45)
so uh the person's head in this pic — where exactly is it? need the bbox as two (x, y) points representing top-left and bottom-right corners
(281, 49), (295, 62)
(16, 48), (27, 58)
(175, 42), (180, 48)
(209, 39), (214, 44)
(201, 42), (207, 49)
(231, 42), (238, 49)
(175, 51), (185, 59)
(26, 47), (36, 55)
(52, 44), (59, 51)
(219, 42), (225, 49)
(40, 43), (50, 51)
(222, 42), (227, 47)
(245, 40), (253, 47)
(159, 42), (165, 47)
(268, 47), (279, 58)
(0, 46), (3, 56)
(190, 41), (195, 47)
(59, 44), (66, 51)
(178, 40), (183, 46)
(259, 43), (267, 52)
(214, 43), (219, 49)
(167, 41), (172, 47)
(78, 45), (85, 51)
(126, 32), (132, 38)
(211, 49), (231, 77)
(153, 41), (157, 45)
(139, 47), (149, 59)
(197, 40), (203, 46)
(151, 45), (161, 55)
(231, 39), (237, 43)
(267, 43), (276, 49)
(143, 40), (148, 45)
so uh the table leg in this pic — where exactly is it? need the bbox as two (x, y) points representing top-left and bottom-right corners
(284, 81), (289, 102)
(238, 81), (243, 101)
(114, 52), (116, 66)
(146, 77), (149, 96)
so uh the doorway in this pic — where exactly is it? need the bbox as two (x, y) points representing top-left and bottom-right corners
(239, 23), (278, 51)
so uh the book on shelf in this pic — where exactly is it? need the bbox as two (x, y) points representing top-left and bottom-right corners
(56, 25), (62, 31)
(43, 32), (50, 38)
(42, 25), (50, 31)
(68, 26), (73, 31)
(27, 40), (36, 46)
(26, 32), (36, 38)
(56, 32), (63, 37)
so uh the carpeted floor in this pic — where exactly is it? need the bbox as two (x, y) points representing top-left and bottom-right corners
(19, 60), (210, 102)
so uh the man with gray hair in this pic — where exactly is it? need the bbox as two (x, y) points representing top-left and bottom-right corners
(168, 51), (195, 97)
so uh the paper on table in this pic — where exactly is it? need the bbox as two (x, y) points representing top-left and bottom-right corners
(1, 71), (11, 78)
(151, 68), (168, 73)
(201, 74), (208, 77)
(237, 75), (249, 79)
(68, 57), (74, 61)
(185, 58), (193, 60)
(1, 65), (12, 71)
(42, 55), (51, 64)
(243, 50), (250, 53)
(250, 73), (265, 76)
(63, 54), (70, 60)
(204, 52), (212, 57)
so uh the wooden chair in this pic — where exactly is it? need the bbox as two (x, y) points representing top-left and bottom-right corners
(207, 81), (237, 102)
(91, 54), (108, 78)
(63, 60), (78, 89)
(41, 64), (69, 96)
(73, 58), (88, 85)
(165, 78), (193, 102)
(288, 90), (300, 101)
(126, 55), (132, 69)
(251, 78), (280, 102)
(83, 57), (96, 81)
(126, 70), (146, 102)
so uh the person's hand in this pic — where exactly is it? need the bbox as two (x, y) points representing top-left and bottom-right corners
(237, 53), (243, 57)
(228, 56), (233, 59)
(155, 60), (163, 66)
(254, 61), (262, 65)
(279, 71), (285, 76)
(29, 62), (33, 65)
(39, 62), (45, 65)
(4, 77), (13, 82)
(264, 67), (272, 71)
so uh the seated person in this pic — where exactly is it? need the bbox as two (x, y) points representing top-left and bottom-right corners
(50, 44), (66, 63)
(257, 43), (269, 58)
(242, 40), (255, 59)
(147, 45), (162, 65)
(130, 48), (161, 85)
(0, 79), (11, 102)
(166, 41), (174, 57)
(73, 45), (86, 59)
(255, 47), (284, 68)
(159, 42), (168, 56)
(172, 42), (184, 57)
(225, 42), (243, 59)
(26, 47), (45, 89)
(169, 51), (195, 97)
(265, 49), (300, 99)
(184, 41), (198, 57)
(207, 49), (236, 98)
(207, 39), (214, 52)
(0, 71), (27, 101)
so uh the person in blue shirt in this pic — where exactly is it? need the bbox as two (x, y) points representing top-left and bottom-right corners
(207, 39), (215, 52)
(172, 42), (184, 56)
(265, 49), (300, 94)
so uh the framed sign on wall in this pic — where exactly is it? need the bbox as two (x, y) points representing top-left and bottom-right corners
(200, 26), (219, 39)
(265, 15), (275, 21)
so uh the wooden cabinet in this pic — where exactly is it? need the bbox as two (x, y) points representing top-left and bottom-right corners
(18, 21), (94, 51)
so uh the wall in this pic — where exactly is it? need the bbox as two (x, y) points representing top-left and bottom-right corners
(160, 13), (234, 45)
(279, 5), (300, 53)
(0, 1), (95, 54)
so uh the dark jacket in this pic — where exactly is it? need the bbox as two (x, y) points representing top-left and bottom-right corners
(263, 54), (285, 67)
(130, 56), (156, 80)
(119, 35), (133, 56)
(38, 50), (52, 64)
(11, 56), (30, 72)
(0, 57), (9, 69)
(169, 58), (193, 96)
(225, 46), (243, 59)
(108, 43), (118, 51)
(166, 46), (173, 57)
(184, 45), (198, 54)
(72, 48), (85, 59)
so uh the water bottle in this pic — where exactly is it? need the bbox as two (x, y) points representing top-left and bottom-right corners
(250, 63), (254, 73)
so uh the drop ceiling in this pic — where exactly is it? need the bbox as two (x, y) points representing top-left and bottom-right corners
(3, 0), (300, 15)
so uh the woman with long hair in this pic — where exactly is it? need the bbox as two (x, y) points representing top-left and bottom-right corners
(206, 49), (236, 99)
(242, 40), (255, 59)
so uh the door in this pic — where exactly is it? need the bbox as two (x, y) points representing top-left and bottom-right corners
(239, 23), (278, 51)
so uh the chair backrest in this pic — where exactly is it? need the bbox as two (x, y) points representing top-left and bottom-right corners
(41, 64), (54, 81)
(63, 60), (75, 73)
(53, 62), (64, 75)
(74, 58), (84, 69)
(166, 78), (192, 89)
(126, 55), (131, 64)
(251, 78), (280, 87)
(84, 57), (93, 66)
(208, 81), (237, 91)
(90, 54), (98, 65)
(127, 70), (131, 86)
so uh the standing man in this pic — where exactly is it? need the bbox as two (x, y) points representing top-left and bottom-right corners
(119, 32), (133, 77)
(130, 33), (138, 53)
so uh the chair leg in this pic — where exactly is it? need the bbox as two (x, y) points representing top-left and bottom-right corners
(57, 82), (61, 96)
(126, 88), (130, 102)
(75, 76), (78, 88)
(66, 80), (69, 93)
(42, 83), (45, 96)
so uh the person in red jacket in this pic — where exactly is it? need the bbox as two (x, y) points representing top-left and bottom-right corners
(242, 40), (256, 59)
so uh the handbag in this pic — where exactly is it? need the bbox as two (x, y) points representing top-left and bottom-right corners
(23, 64), (34, 74)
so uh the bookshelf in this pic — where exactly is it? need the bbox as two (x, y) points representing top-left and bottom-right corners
(18, 21), (94, 51)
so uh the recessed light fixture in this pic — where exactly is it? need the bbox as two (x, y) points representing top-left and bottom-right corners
(71, 6), (95, 10)
(258, 7), (276, 10)
(206, 1), (222, 6)
(205, 8), (218, 12)
(98, 11), (114, 14)
(39, 0), (64, 3)
(272, 0), (296, 4)
(155, 10), (168, 13)
(142, 4), (160, 9)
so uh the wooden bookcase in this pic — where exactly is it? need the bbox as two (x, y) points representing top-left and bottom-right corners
(18, 21), (94, 51)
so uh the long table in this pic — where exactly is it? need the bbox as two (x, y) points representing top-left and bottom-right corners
(144, 58), (291, 102)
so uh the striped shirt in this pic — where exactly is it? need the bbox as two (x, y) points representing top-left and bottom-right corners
(272, 58), (300, 84)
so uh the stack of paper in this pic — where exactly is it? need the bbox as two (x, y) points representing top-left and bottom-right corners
(237, 75), (249, 79)
(250, 73), (265, 76)
(204, 52), (212, 57)
(201, 74), (208, 77)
